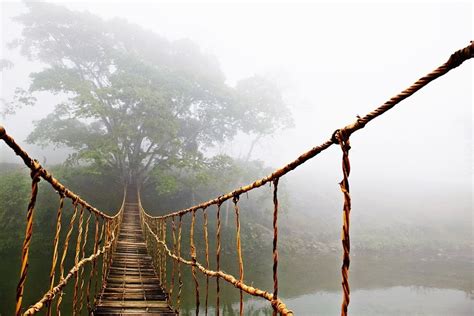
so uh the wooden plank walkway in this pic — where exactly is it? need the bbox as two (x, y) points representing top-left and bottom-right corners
(94, 196), (176, 315)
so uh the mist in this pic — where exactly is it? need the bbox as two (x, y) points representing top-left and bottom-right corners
(0, 1), (472, 315)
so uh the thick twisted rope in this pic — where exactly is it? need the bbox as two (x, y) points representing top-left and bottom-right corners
(22, 229), (118, 315)
(337, 130), (352, 316)
(215, 203), (222, 316)
(0, 126), (116, 220)
(72, 205), (85, 314)
(86, 215), (100, 312)
(143, 42), (473, 221)
(46, 194), (63, 316)
(169, 217), (177, 306)
(190, 210), (200, 315)
(203, 208), (210, 315)
(139, 42), (473, 316)
(233, 196), (245, 316)
(15, 161), (41, 316)
(272, 179), (280, 316)
(142, 218), (294, 315)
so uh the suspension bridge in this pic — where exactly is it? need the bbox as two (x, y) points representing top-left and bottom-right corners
(1, 42), (472, 316)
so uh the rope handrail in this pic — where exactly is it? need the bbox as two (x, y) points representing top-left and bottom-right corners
(22, 227), (119, 315)
(0, 127), (126, 315)
(142, 41), (473, 221)
(0, 126), (118, 220)
(139, 42), (473, 316)
(141, 215), (293, 315)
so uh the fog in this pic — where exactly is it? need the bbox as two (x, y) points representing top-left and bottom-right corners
(2, 0), (472, 213)
(0, 1), (472, 314)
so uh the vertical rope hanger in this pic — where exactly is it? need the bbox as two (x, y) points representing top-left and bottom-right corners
(190, 209), (200, 315)
(169, 216), (177, 306)
(15, 161), (41, 316)
(177, 215), (183, 312)
(336, 130), (352, 316)
(272, 179), (280, 316)
(57, 199), (80, 313)
(46, 193), (64, 316)
(86, 214), (100, 311)
(233, 195), (244, 316)
(203, 207), (210, 315)
(73, 205), (85, 314)
(215, 203), (222, 316)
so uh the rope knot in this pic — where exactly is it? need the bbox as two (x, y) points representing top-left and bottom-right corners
(336, 130), (351, 151)
(448, 41), (474, 68)
(331, 129), (341, 144)
(30, 159), (42, 181)
(232, 195), (240, 204)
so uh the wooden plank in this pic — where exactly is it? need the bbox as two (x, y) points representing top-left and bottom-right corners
(93, 193), (176, 315)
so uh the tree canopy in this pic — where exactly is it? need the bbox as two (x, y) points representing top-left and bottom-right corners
(8, 2), (292, 184)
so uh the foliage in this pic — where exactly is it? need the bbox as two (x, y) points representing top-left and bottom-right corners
(140, 154), (274, 213)
(0, 169), (30, 251)
(8, 2), (292, 184)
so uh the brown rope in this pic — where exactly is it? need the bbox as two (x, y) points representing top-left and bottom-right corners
(272, 179), (280, 316)
(72, 205), (85, 314)
(157, 219), (162, 283)
(215, 203), (222, 316)
(190, 210), (200, 315)
(169, 216), (177, 306)
(162, 219), (167, 291)
(46, 194), (64, 316)
(86, 215), (100, 312)
(203, 207), (210, 315)
(145, 42), (473, 222)
(78, 212), (92, 314)
(94, 220), (106, 302)
(0, 126), (116, 220)
(56, 199), (79, 313)
(177, 215), (183, 311)
(142, 219), (294, 315)
(337, 130), (352, 316)
(233, 196), (244, 316)
(15, 161), (41, 316)
(22, 231), (117, 315)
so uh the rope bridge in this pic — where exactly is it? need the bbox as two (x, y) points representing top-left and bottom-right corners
(1, 42), (472, 315)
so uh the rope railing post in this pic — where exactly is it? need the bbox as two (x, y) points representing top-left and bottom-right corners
(15, 160), (41, 316)
(78, 212), (92, 315)
(272, 179), (280, 316)
(203, 207), (210, 316)
(86, 214), (100, 312)
(177, 215), (183, 312)
(162, 219), (167, 292)
(94, 220), (105, 304)
(233, 195), (244, 316)
(215, 203), (222, 316)
(190, 210), (200, 315)
(72, 205), (85, 314)
(169, 216), (177, 306)
(157, 219), (162, 283)
(56, 199), (79, 313)
(336, 130), (352, 316)
(46, 193), (64, 316)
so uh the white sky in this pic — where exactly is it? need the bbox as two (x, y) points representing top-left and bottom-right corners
(0, 1), (472, 209)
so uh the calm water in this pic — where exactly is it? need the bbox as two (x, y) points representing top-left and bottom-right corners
(1, 248), (472, 315)
(232, 287), (473, 315)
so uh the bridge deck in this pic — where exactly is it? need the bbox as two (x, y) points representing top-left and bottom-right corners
(94, 200), (176, 315)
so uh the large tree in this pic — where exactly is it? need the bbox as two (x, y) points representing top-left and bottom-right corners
(7, 2), (292, 184)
